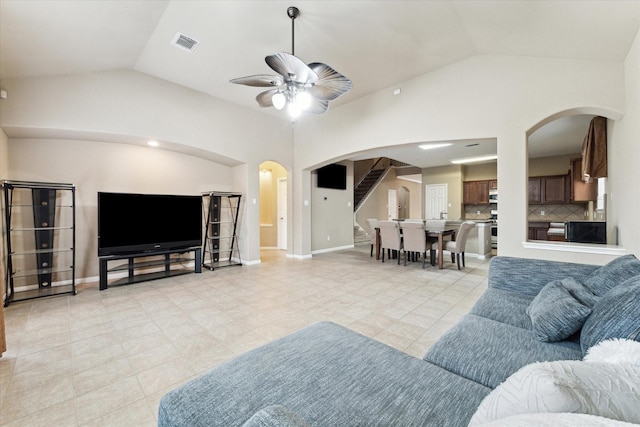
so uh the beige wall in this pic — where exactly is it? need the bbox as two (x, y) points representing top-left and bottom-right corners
(311, 161), (354, 252)
(7, 138), (233, 281)
(294, 53), (627, 265)
(608, 29), (640, 250)
(259, 161), (287, 248)
(528, 154), (578, 177)
(463, 162), (497, 182)
(0, 70), (294, 264)
(0, 129), (7, 302)
(355, 168), (422, 227)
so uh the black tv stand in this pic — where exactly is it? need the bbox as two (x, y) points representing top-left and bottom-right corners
(99, 247), (201, 290)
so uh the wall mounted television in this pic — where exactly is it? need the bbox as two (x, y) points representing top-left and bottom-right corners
(317, 163), (347, 190)
(98, 192), (202, 257)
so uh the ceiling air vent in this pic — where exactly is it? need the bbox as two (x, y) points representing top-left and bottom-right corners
(171, 32), (199, 52)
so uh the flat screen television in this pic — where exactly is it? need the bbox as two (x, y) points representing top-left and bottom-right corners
(317, 164), (347, 190)
(98, 192), (202, 257)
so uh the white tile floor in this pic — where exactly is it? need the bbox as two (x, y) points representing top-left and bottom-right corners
(0, 245), (490, 426)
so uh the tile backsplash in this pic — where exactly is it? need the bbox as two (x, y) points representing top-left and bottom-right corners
(464, 205), (493, 220)
(527, 203), (588, 222)
(464, 203), (593, 222)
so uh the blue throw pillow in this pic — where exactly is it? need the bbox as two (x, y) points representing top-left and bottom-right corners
(526, 277), (597, 342)
(583, 254), (640, 297)
(581, 275), (640, 355)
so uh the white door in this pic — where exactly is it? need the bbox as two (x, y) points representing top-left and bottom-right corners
(387, 189), (397, 220)
(277, 178), (287, 250)
(425, 184), (448, 219)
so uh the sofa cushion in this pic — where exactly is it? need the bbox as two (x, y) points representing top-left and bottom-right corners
(581, 275), (640, 354)
(487, 257), (599, 297)
(159, 321), (491, 427)
(583, 254), (640, 297)
(470, 288), (534, 330)
(423, 315), (582, 389)
(241, 405), (311, 427)
(468, 360), (640, 426)
(526, 277), (596, 342)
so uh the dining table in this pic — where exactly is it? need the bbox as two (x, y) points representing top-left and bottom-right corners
(374, 223), (456, 269)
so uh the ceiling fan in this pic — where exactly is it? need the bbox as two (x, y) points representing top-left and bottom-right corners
(230, 6), (352, 119)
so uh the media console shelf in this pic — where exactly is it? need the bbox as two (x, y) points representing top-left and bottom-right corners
(2, 180), (76, 306)
(202, 192), (242, 270)
(99, 247), (201, 290)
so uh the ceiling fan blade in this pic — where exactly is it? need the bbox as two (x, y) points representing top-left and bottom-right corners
(306, 97), (329, 115)
(230, 74), (283, 87)
(256, 89), (278, 108)
(307, 62), (352, 101)
(266, 52), (318, 84)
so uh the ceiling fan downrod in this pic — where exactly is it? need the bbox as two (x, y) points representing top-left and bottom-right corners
(287, 6), (299, 56)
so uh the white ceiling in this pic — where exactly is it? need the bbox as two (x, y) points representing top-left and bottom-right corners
(1, 0), (638, 167)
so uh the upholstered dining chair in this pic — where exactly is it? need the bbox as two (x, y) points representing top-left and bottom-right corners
(400, 220), (427, 267)
(364, 218), (379, 257)
(378, 220), (403, 264)
(430, 221), (476, 270)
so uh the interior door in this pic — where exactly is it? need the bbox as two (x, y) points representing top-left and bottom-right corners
(425, 184), (448, 219)
(387, 189), (397, 220)
(277, 178), (287, 250)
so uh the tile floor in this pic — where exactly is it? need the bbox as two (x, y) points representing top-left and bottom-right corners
(0, 245), (490, 426)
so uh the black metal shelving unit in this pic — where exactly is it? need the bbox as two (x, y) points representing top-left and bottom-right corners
(202, 192), (242, 270)
(2, 180), (76, 306)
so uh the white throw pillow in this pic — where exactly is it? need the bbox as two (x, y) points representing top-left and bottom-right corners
(584, 339), (640, 366)
(477, 412), (640, 427)
(468, 360), (640, 426)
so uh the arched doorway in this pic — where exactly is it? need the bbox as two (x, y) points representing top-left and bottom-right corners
(259, 161), (288, 250)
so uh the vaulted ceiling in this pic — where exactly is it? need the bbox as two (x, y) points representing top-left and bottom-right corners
(1, 0), (638, 165)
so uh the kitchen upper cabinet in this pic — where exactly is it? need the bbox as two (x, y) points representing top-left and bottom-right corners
(570, 158), (598, 202)
(463, 180), (490, 205)
(528, 175), (568, 205)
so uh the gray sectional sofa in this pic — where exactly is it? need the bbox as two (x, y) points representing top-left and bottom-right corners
(158, 255), (640, 426)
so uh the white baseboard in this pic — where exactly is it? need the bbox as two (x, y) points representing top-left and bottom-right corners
(311, 244), (354, 255)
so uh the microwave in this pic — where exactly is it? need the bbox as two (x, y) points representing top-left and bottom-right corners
(565, 221), (606, 244)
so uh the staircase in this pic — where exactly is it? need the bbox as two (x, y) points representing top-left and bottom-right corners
(354, 168), (385, 210)
(353, 225), (369, 244)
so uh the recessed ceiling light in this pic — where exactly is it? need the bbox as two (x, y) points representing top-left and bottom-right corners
(147, 140), (159, 147)
(449, 154), (497, 164)
(419, 143), (453, 150)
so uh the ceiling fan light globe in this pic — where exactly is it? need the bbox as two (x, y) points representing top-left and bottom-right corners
(272, 92), (286, 110)
(288, 101), (302, 119)
(297, 91), (312, 110)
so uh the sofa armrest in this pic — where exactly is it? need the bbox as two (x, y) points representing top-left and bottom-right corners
(488, 256), (599, 297)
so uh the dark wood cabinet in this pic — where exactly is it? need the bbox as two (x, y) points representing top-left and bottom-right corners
(489, 180), (498, 190)
(528, 222), (549, 240)
(463, 180), (490, 205)
(528, 174), (568, 205)
(570, 158), (597, 202)
(528, 177), (542, 204)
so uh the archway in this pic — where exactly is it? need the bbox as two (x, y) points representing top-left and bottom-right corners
(259, 161), (288, 250)
(526, 108), (622, 245)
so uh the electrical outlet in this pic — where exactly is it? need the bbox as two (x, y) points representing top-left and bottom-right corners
(327, 236), (330, 241)
(541, 210), (545, 216)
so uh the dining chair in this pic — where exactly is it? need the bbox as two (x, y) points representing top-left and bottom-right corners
(424, 219), (447, 231)
(364, 218), (379, 257)
(400, 220), (427, 267)
(430, 221), (476, 269)
(425, 219), (450, 263)
(378, 220), (402, 264)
